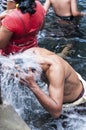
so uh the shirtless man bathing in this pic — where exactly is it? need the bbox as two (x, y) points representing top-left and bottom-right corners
(19, 47), (86, 118)
(44, 0), (86, 21)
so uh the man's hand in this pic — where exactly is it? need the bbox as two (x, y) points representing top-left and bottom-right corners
(17, 67), (38, 90)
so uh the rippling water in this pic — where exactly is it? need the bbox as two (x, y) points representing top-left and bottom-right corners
(0, 0), (86, 130)
(39, 0), (86, 80)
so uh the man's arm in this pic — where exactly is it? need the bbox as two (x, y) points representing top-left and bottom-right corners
(0, 1), (16, 20)
(0, 25), (13, 48)
(0, 10), (13, 20)
(71, 0), (86, 16)
(43, 0), (51, 13)
(20, 65), (65, 118)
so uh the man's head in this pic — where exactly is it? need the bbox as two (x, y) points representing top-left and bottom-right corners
(10, 51), (43, 82)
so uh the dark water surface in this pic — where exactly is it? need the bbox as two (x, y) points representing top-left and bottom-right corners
(0, 0), (86, 130)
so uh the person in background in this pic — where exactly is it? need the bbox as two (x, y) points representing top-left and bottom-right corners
(0, 0), (73, 57)
(0, 0), (46, 56)
(44, 0), (86, 22)
(1, 0), (16, 10)
(43, 0), (86, 37)
(7, 0), (16, 9)
(19, 47), (86, 118)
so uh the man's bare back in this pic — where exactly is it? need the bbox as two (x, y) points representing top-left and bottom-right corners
(44, 0), (86, 17)
(22, 47), (84, 118)
(43, 0), (86, 37)
(49, 0), (72, 16)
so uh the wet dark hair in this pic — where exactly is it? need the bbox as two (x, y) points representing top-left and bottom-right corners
(16, 0), (36, 15)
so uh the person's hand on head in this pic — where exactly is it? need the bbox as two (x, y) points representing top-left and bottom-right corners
(15, 66), (37, 89)
(19, 68), (38, 90)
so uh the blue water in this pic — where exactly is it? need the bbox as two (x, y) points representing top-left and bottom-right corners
(0, 0), (86, 130)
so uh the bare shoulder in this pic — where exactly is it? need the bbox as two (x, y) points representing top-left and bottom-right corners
(0, 25), (13, 37)
(23, 47), (55, 59)
(32, 47), (55, 55)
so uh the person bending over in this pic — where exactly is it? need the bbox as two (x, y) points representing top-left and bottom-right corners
(19, 47), (86, 118)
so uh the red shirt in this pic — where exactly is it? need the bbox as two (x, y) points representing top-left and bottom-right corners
(2, 1), (46, 55)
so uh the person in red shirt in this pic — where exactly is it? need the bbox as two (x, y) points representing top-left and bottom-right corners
(0, 0), (46, 55)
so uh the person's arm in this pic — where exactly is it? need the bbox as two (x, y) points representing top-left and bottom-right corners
(20, 65), (65, 118)
(7, 0), (16, 10)
(0, 1), (16, 20)
(71, 0), (86, 16)
(43, 0), (51, 13)
(0, 25), (13, 48)
(0, 10), (13, 20)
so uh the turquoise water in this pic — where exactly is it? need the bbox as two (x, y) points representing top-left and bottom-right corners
(0, 0), (86, 130)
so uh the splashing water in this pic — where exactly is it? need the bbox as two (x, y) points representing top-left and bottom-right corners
(0, 52), (86, 130)
(0, 52), (46, 120)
